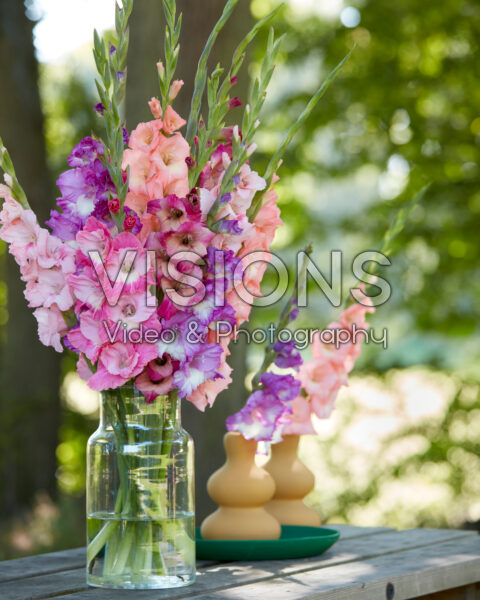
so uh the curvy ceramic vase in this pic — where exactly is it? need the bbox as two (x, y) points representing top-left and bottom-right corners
(201, 432), (281, 540)
(264, 435), (321, 527)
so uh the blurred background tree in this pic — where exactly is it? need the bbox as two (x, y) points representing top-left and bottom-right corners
(0, 0), (60, 521)
(0, 0), (479, 557)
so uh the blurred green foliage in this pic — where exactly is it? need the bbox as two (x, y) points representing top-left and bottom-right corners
(304, 369), (480, 530)
(248, 0), (480, 373)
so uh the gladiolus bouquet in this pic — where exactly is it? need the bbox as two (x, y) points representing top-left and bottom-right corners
(0, 0), (362, 588)
(0, 0), (350, 412)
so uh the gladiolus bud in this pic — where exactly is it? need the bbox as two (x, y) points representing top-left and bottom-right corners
(169, 80), (184, 100)
(156, 61), (165, 78)
(246, 143), (258, 158)
(230, 76), (238, 85)
(124, 214), (136, 231)
(228, 97), (242, 110)
(108, 198), (120, 214)
(185, 156), (195, 169)
(148, 97), (163, 119)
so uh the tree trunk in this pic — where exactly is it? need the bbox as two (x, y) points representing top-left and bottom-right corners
(0, 3), (61, 516)
(126, 0), (251, 521)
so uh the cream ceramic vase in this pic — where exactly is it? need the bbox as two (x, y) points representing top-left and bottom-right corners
(264, 435), (321, 527)
(201, 432), (281, 540)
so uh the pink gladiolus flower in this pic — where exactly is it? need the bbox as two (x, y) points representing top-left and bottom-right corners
(77, 355), (93, 381)
(76, 217), (112, 264)
(163, 222), (214, 257)
(125, 191), (150, 216)
(88, 341), (157, 391)
(283, 396), (316, 436)
(187, 355), (232, 411)
(67, 309), (106, 362)
(135, 356), (174, 403)
(93, 233), (152, 304)
(147, 195), (199, 232)
(150, 133), (189, 187)
(298, 354), (347, 420)
(129, 121), (162, 153)
(230, 164), (266, 216)
(122, 149), (151, 196)
(0, 190), (22, 224)
(0, 205), (41, 253)
(148, 97), (163, 120)
(242, 192), (282, 256)
(68, 266), (105, 310)
(33, 304), (68, 353)
(102, 291), (157, 330)
(25, 266), (75, 311)
(162, 105), (186, 135)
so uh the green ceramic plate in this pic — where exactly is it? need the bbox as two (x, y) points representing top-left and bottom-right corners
(196, 525), (340, 561)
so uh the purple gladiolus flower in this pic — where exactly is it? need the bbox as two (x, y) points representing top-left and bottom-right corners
(226, 389), (290, 442)
(47, 142), (116, 240)
(68, 137), (104, 168)
(109, 44), (117, 55)
(260, 372), (301, 403)
(173, 343), (223, 398)
(273, 340), (303, 369)
(157, 313), (207, 363)
(46, 210), (83, 241)
(226, 372), (301, 442)
(94, 102), (105, 115)
(122, 127), (130, 145)
(219, 193), (231, 205)
(218, 219), (243, 235)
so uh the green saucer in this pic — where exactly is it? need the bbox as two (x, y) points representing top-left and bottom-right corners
(196, 525), (340, 561)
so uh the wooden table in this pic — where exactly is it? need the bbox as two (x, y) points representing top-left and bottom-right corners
(1, 525), (479, 600)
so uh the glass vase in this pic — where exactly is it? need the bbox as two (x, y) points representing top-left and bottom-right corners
(86, 384), (195, 589)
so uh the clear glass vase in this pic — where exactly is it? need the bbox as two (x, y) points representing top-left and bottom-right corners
(86, 384), (195, 589)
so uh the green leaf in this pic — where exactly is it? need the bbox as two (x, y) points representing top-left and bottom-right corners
(186, 0), (240, 146)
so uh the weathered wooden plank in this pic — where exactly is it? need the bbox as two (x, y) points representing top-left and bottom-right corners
(0, 525), (388, 588)
(37, 529), (478, 600)
(0, 548), (85, 584)
(418, 583), (480, 599)
(0, 569), (86, 600)
(326, 524), (394, 539)
(182, 535), (480, 600)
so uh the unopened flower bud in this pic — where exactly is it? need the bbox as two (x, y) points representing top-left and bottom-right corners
(108, 198), (120, 214)
(168, 79), (184, 101)
(124, 214), (136, 231)
(230, 76), (238, 85)
(156, 61), (165, 78)
(185, 156), (195, 169)
(228, 97), (242, 110)
(246, 143), (258, 157)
